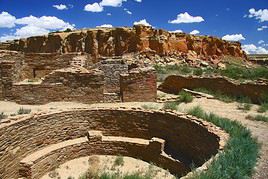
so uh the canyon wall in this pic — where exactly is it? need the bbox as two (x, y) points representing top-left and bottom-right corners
(0, 25), (247, 63)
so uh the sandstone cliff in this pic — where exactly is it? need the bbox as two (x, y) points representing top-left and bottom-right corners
(0, 25), (247, 63)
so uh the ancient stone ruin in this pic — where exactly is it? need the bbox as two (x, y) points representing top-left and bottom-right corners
(0, 25), (252, 179)
(0, 108), (228, 179)
(0, 51), (157, 104)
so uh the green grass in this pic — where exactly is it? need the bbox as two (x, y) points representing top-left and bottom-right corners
(258, 103), (268, 113)
(246, 115), (268, 122)
(194, 88), (255, 104)
(188, 106), (259, 179)
(154, 64), (268, 81)
(79, 170), (153, 179)
(17, 107), (31, 115)
(179, 91), (194, 103)
(194, 88), (235, 103)
(162, 102), (178, 110)
(237, 103), (252, 111)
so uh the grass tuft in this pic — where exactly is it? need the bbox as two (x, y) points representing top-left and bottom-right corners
(162, 102), (178, 111)
(258, 103), (268, 113)
(188, 106), (259, 179)
(179, 91), (193, 103)
(237, 103), (252, 111)
(246, 115), (268, 122)
(17, 107), (31, 115)
(114, 156), (124, 167)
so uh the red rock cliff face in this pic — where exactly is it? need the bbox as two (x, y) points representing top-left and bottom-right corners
(1, 25), (247, 60)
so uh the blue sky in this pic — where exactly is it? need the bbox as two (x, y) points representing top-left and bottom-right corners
(0, 0), (267, 53)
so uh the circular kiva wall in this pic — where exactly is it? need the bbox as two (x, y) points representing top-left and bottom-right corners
(0, 108), (227, 179)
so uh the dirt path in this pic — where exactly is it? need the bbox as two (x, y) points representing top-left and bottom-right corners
(179, 98), (268, 179)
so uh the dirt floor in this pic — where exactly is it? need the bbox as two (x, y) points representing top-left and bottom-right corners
(41, 155), (174, 179)
(0, 92), (267, 179)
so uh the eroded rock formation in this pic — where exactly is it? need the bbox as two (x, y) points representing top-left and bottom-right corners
(0, 25), (247, 64)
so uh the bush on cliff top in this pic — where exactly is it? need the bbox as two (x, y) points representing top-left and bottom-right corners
(188, 106), (259, 179)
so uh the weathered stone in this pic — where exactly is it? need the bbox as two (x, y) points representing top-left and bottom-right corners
(0, 26), (247, 63)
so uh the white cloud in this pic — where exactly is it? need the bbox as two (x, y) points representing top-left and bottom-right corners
(242, 44), (268, 54)
(53, 4), (68, 10)
(84, 3), (104, 12)
(168, 12), (204, 24)
(0, 12), (75, 42)
(257, 25), (268, 31)
(133, 19), (151, 26)
(0, 35), (17, 42)
(15, 25), (50, 38)
(100, 0), (126, 7)
(124, 8), (132, 15)
(107, 13), (112, 16)
(222, 34), (245, 41)
(258, 40), (265, 44)
(248, 8), (268, 22)
(169, 29), (183, 33)
(96, 24), (113, 28)
(16, 16), (74, 30)
(190, 30), (200, 35)
(0, 11), (16, 28)
(135, 0), (142, 2)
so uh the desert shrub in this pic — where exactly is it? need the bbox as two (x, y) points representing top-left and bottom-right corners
(179, 91), (193, 103)
(0, 112), (7, 120)
(162, 102), (178, 110)
(114, 156), (124, 166)
(17, 107), (31, 115)
(188, 106), (259, 179)
(246, 115), (268, 122)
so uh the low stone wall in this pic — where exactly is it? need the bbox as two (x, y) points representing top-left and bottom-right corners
(120, 67), (157, 102)
(0, 108), (228, 179)
(159, 75), (268, 104)
(19, 132), (187, 179)
(8, 67), (105, 104)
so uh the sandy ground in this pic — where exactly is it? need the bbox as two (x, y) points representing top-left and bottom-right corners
(0, 93), (267, 179)
(41, 155), (174, 179)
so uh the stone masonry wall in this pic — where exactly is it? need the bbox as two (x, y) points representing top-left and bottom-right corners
(0, 108), (227, 179)
(120, 67), (157, 102)
(8, 67), (104, 104)
(99, 58), (128, 93)
(0, 61), (16, 99)
(159, 75), (268, 104)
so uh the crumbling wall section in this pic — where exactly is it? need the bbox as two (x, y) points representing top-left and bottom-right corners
(120, 67), (157, 102)
(8, 67), (104, 104)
